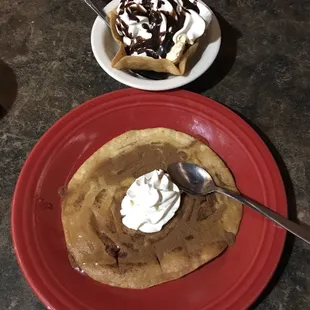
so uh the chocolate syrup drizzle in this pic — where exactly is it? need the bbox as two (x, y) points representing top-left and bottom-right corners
(116, 0), (200, 59)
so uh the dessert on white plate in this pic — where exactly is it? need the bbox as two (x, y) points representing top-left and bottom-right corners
(110, 0), (212, 75)
(91, 0), (221, 90)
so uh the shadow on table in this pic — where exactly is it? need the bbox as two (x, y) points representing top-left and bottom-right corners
(232, 113), (297, 309)
(0, 60), (18, 119)
(184, 9), (241, 93)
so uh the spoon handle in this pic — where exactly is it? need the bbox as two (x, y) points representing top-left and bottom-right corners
(84, 0), (110, 27)
(215, 187), (310, 245)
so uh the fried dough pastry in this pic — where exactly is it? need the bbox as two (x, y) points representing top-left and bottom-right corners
(62, 128), (242, 288)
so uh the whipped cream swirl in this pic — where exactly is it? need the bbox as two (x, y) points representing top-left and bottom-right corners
(120, 169), (181, 233)
(115, 0), (212, 60)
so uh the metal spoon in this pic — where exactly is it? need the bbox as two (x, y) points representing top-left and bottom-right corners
(84, 0), (169, 80)
(168, 162), (310, 245)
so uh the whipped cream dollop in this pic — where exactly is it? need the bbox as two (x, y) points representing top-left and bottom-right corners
(115, 0), (212, 61)
(120, 169), (181, 233)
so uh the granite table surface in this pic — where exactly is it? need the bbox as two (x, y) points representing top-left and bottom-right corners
(1, 0), (310, 309)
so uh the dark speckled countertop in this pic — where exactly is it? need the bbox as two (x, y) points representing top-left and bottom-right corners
(1, 0), (310, 309)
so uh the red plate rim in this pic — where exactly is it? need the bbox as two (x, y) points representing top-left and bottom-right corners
(11, 89), (287, 310)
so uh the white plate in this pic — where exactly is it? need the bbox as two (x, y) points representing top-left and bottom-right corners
(91, 0), (221, 91)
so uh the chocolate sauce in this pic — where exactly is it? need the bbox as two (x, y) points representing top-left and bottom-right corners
(141, 0), (153, 11)
(118, 19), (133, 40)
(116, 0), (201, 59)
(158, 0), (165, 8)
(126, 8), (140, 22)
(182, 0), (200, 13)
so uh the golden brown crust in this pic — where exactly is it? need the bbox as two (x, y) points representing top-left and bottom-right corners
(109, 11), (200, 76)
(62, 128), (242, 288)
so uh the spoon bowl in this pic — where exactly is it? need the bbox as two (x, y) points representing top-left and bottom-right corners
(167, 162), (216, 195)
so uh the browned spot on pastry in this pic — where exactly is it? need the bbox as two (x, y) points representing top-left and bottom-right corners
(93, 189), (107, 207)
(68, 253), (85, 275)
(197, 195), (217, 221)
(118, 251), (128, 258)
(185, 235), (194, 240)
(177, 150), (188, 160)
(224, 231), (236, 247)
(58, 185), (67, 199)
(172, 246), (183, 252)
(122, 242), (133, 249)
(74, 194), (84, 207)
(98, 233), (119, 259)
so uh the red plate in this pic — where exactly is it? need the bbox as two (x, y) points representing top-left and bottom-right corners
(12, 89), (287, 310)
